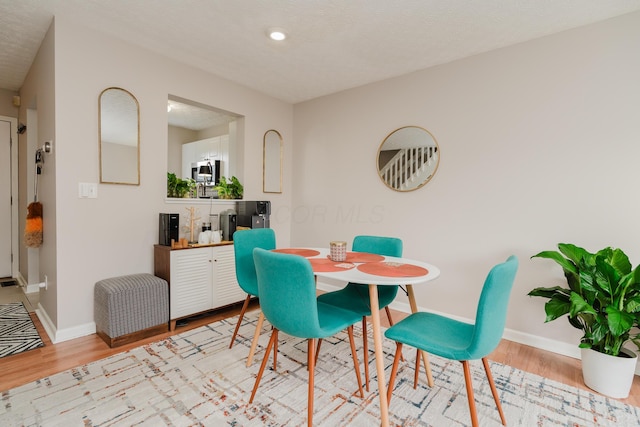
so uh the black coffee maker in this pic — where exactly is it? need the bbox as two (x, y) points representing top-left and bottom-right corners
(236, 201), (271, 229)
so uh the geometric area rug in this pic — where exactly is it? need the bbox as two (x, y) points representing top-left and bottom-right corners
(0, 311), (638, 426)
(0, 302), (44, 359)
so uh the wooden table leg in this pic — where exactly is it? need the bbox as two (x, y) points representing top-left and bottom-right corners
(246, 311), (265, 367)
(407, 284), (434, 387)
(369, 284), (389, 427)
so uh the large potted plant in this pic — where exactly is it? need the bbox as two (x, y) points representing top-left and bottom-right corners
(529, 243), (640, 398)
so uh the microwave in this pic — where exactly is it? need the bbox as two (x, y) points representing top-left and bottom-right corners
(191, 160), (221, 185)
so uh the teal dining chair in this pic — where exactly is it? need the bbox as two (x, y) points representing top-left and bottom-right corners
(384, 255), (518, 427)
(228, 228), (276, 366)
(317, 235), (402, 390)
(250, 248), (365, 427)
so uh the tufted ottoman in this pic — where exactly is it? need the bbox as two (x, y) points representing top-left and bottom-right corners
(94, 273), (169, 347)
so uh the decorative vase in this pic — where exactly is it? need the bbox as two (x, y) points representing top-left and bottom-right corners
(581, 347), (637, 398)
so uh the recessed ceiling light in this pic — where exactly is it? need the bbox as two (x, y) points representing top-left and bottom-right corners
(268, 28), (287, 41)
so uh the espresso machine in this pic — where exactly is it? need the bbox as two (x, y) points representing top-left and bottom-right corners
(236, 201), (271, 229)
(219, 209), (237, 241)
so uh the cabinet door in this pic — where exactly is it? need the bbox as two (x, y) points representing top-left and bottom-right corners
(219, 135), (230, 178)
(170, 247), (213, 319)
(181, 143), (196, 180)
(212, 245), (245, 308)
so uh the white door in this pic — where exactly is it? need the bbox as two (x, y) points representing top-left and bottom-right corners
(0, 119), (12, 277)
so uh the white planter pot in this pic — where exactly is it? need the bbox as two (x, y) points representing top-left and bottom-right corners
(581, 347), (637, 399)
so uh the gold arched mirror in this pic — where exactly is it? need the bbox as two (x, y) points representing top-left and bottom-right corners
(377, 126), (439, 191)
(263, 129), (283, 193)
(99, 87), (140, 185)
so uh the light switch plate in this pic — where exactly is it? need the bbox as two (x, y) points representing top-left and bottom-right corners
(79, 182), (98, 198)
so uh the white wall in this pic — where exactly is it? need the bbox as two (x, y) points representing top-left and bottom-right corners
(292, 11), (640, 358)
(23, 17), (293, 340)
(20, 21), (58, 325)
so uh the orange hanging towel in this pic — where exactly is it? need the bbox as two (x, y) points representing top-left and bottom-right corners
(25, 201), (43, 248)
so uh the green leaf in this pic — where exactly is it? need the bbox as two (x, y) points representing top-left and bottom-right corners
(608, 248), (632, 275)
(625, 295), (640, 313)
(558, 243), (591, 265)
(527, 286), (571, 299)
(544, 295), (572, 322)
(606, 306), (634, 336)
(569, 292), (596, 317)
(531, 250), (577, 275)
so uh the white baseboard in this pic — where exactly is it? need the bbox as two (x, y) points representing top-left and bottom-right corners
(35, 303), (96, 344)
(14, 271), (42, 294)
(316, 279), (640, 376)
(25, 283), (40, 293)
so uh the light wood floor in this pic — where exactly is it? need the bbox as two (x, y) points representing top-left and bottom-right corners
(1, 301), (638, 407)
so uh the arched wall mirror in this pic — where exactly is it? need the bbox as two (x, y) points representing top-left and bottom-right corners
(263, 129), (283, 193)
(377, 126), (440, 192)
(99, 87), (140, 185)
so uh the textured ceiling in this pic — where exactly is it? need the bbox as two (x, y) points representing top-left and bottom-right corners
(1, 0), (640, 104)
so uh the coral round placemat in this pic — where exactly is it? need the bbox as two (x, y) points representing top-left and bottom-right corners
(357, 262), (428, 277)
(329, 252), (385, 263)
(273, 248), (320, 257)
(310, 259), (355, 272)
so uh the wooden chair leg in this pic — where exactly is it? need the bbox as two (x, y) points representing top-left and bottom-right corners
(461, 360), (479, 427)
(387, 342), (403, 405)
(246, 311), (265, 367)
(229, 295), (251, 348)
(250, 328), (278, 403)
(413, 348), (420, 389)
(385, 306), (394, 326)
(362, 317), (369, 392)
(384, 308), (405, 362)
(315, 339), (323, 366)
(273, 327), (278, 371)
(307, 339), (316, 427)
(347, 325), (364, 398)
(483, 357), (507, 426)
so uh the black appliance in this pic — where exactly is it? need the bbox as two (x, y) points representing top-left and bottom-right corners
(220, 209), (237, 241)
(159, 213), (179, 246)
(191, 160), (221, 185)
(236, 201), (271, 229)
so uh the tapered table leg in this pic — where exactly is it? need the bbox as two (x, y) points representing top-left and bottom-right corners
(246, 311), (265, 367)
(369, 284), (389, 427)
(407, 284), (434, 387)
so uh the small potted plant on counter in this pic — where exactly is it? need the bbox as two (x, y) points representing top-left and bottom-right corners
(167, 173), (196, 198)
(528, 243), (640, 398)
(215, 176), (244, 199)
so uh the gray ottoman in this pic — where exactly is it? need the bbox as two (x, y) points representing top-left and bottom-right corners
(95, 273), (169, 347)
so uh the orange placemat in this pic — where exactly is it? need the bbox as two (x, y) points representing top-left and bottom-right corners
(273, 248), (321, 257)
(310, 258), (355, 272)
(326, 252), (385, 263)
(357, 262), (428, 277)
(345, 252), (385, 263)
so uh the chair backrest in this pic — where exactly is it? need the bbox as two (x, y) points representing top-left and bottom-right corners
(467, 255), (519, 359)
(253, 248), (323, 338)
(233, 228), (276, 295)
(353, 235), (402, 257)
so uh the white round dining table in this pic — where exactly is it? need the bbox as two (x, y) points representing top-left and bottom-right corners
(279, 247), (441, 427)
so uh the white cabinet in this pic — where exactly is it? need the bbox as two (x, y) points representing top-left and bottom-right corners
(181, 135), (229, 179)
(154, 243), (245, 329)
(169, 247), (213, 319)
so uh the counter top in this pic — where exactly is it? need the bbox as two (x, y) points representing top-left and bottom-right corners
(154, 241), (233, 251)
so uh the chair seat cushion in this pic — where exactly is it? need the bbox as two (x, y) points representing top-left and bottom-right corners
(317, 283), (398, 316)
(315, 302), (363, 338)
(384, 312), (476, 360)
